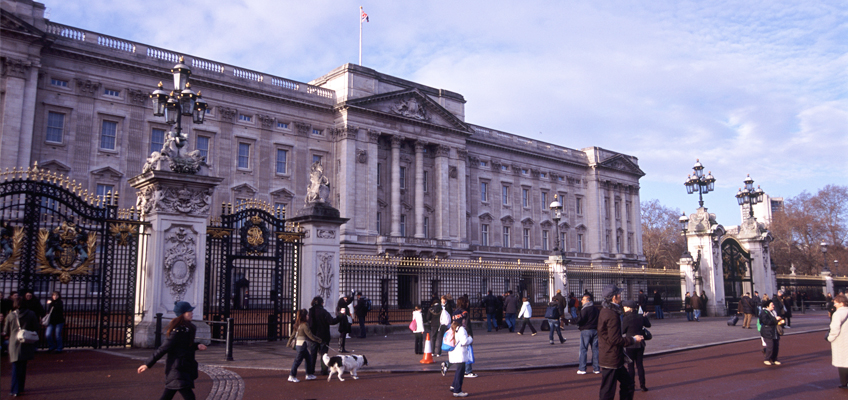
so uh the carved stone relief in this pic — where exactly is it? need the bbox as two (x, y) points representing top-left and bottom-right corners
(1, 58), (29, 78)
(357, 150), (367, 164)
(449, 167), (457, 179)
(316, 251), (335, 300)
(136, 184), (213, 216)
(367, 130), (380, 143)
(76, 79), (101, 97)
(218, 107), (237, 122)
(258, 114), (274, 129)
(126, 88), (147, 106)
(163, 227), (197, 301)
(333, 125), (358, 140)
(317, 229), (336, 239)
(435, 145), (450, 158)
(294, 121), (310, 136)
(390, 96), (429, 121)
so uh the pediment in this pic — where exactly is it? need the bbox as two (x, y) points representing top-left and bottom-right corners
(38, 160), (71, 175)
(478, 212), (494, 223)
(231, 183), (258, 196)
(500, 215), (514, 225)
(521, 217), (535, 227)
(1, 9), (46, 38)
(598, 155), (645, 177)
(343, 89), (471, 134)
(90, 166), (123, 180)
(270, 188), (295, 201)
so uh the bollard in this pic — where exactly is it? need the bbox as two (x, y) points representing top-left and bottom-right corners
(154, 313), (163, 348)
(226, 318), (234, 361)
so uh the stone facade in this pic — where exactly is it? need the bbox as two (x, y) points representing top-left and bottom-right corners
(1, 0), (645, 266)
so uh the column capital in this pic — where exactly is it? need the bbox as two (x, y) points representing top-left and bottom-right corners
(435, 145), (450, 157)
(390, 135), (404, 148)
(414, 141), (428, 152)
(456, 149), (468, 160)
(367, 130), (381, 143)
(1, 57), (30, 79)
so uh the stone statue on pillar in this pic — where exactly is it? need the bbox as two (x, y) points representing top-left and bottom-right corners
(679, 207), (726, 317)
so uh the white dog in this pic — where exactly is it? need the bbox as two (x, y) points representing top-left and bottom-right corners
(322, 353), (368, 382)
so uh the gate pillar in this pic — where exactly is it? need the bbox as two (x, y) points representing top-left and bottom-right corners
(129, 170), (223, 347)
(288, 201), (349, 324)
(679, 207), (726, 317)
(546, 255), (568, 301)
(736, 218), (775, 297)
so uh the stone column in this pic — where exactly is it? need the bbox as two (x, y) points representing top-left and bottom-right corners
(546, 255), (568, 300)
(129, 170), (222, 348)
(366, 131), (380, 235)
(824, 271), (835, 297)
(414, 141), (426, 238)
(288, 202), (349, 324)
(390, 136), (402, 237)
(457, 149), (468, 243)
(608, 182), (616, 254)
(680, 207), (726, 317)
(1, 58), (37, 171)
(435, 145), (450, 240)
(335, 126), (358, 235)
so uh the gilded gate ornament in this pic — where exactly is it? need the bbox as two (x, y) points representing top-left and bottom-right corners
(109, 222), (138, 246)
(0, 224), (24, 272)
(240, 214), (269, 255)
(36, 221), (97, 284)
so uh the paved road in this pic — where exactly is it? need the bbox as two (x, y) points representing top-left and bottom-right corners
(0, 312), (836, 399)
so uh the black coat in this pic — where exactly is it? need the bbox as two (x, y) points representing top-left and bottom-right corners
(482, 294), (497, 314)
(308, 305), (340, 343)
(740, 296), (755, 315)
(577, 301), (600, 331)
(428, 302), (443, 326)
(621, 311), (651, 349)
(759, 309), (779, 340)
(336, 297), (353, 334)
(598, 302), (634, 369)
(144, 323), (200, 390)
(638, 293), (648, 308)
(47, 298), (65, 325)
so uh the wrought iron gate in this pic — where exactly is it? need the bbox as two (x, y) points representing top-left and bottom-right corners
(723, 238), (752, 314)
(204, 201), (301, 341)
(0, 165), (146, 348)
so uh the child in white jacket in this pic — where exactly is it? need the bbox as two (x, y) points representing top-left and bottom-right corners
(448, 320), (473, 397)
(412, 306), (425, 354)
(517, 297), (537, 335)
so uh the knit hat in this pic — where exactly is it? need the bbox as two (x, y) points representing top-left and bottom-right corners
(174, 301), (195, 315)
(602, 284), (621, 300)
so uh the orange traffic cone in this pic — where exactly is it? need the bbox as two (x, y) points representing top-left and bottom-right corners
(420, 332), (434, 364)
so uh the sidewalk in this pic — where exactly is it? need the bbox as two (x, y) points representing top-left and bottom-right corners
(104, 310), (831, 374)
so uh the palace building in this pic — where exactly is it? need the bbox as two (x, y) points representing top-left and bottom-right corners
(2, 0), (646, 267)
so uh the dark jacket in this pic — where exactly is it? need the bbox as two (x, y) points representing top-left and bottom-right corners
(24, 296), (45, 318)
(638, 293), (648, 308)
(684, 295), (693, 311)
(504, 295), (518, 314)
(144, 323), (200, 390)
(621, 311), (651, 349)
(354, 297), (369, 317)
(700, 293), (708, 311)
(482, 294), (498, 314)
(452, 307), (472, 336)
(759, 309), (779, 340)
(308, 305), (340, 343)
(47, 298), (65, 325)
(653, 292), (663, 307)
(552, 293), (567, 317)
(740, 296), (755, 315)
(429, 302), (443, 326)
(598, 301), (634, 369)
(772, 297), (786, 318)
(577, 301), (600, 331)
(336, 297), (352, 334)
(3, 309), (38, 363)
(690, 294), (702, 311)
(782, 297), (793, 318)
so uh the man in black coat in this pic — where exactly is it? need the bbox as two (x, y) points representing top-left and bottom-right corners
(503, 291), (519, 332)
(577, 293), (601, 374)
(740, 292), (755, 329)
(308, 296), (341, 376)
(652, 290), (664, 319)
(637, 290), (648, 314)
(354, 292), (369, 338)
(482, 290), (498, 332)
(553, 290), (567, 326)
(598, 285), (642, 400)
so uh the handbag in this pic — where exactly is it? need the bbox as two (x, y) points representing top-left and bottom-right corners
(41, 307), (53, 327)
(15, 311), (39, 344)
(409, 319), (417, 332)
(776, 325), (784, 336)
(642, 327), (652, 341)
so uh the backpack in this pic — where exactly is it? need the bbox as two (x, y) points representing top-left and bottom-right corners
(362, 297), (371, 312)
(544, 303), (560, 319)
(441, 327), (456, 352)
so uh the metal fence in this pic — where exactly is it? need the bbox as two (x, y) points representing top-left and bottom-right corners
(339, 255), (685, 324)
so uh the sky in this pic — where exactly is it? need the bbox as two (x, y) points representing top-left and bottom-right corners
(44, 0), (848, 225)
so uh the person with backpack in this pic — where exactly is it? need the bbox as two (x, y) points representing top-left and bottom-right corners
(355, 292), (370, 338)
(447, 319), (474, 397)
(545, 298), (566, 344)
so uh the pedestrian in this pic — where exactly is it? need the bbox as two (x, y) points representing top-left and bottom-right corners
(827, 293), (836, 319)
(308, 296), (341, 376)
(740, 292), (755, 329)
(447, 320), (473, 397)
(503, 290), (518, 332)
(827, 294), (848, 388)
(577, 293), (600, 374)
(429, 296), (448, 357)
(700, 291), (708, 316)
(773, 290), (787, 324)
(637, 290), (648, 315)
(441, 296), (477, 378)
(495, 293), (504, 331)
(516, 297), (537, 335)
(445, 294), (456, 315)
(286, 309), (321, 382)
(621, 300), (651, 392)
(553, 289), (567, 327)
(598, 284), (643, 400)
(759, 299), (783, 366)
(752, 291), (761, 315)
(4, 297), (38, 397)
(570, 292), (580, 320)
(545, 297), (566, 345)
(690, 291), (702, 322)
(354, 292), (369, 338)
(45, 291), (65, 353)
(138, 301), (208, 400)
(684, 292), (694, 321)
(22, 291), (45, 319)
(782, 292), (793, 328)
(412, 305), (425, 354)
(652, 290), (664, 319)
(336, 295), (352, 353)
(482, 290), (497, 332)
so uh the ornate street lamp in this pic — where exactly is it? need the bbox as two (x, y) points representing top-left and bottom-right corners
(149, 56), (208, 150)
(735, 174), (765, 218)
(684, 159), (716, 208)
(679, 212), (689, 234)
(549, 194), (564, 254)
(822, 240), (830, 273)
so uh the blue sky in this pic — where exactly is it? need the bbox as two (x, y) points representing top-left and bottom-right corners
(45, 1), (848, 224)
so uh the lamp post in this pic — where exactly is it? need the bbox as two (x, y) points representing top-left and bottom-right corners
(684, 159), (716, 208)
(822, 240), (830, 273)
(149, 56), (208, 150)
(735, 174), (765, 219)
(550, 194), (564, 255)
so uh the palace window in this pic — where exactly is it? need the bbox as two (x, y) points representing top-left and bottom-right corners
(480, 182), (488, 202)
(502, 185), (509, 205)
(576, 197), (583, 215)
(523, 228), (530, 249)
(542, 230), (549, 251)
(423, 171), (428, 192)
(423, 217), (429, 238)
(196, 136), (210, 159)
(377, 163), (382, 186)
(400, 215), (407, 237)
(237, 143), (251, 169)
(577, 234), (584, 253)
(96, 184), (115, 200)
(276, 149), (288, 174)
(522, 188), (529, 208)
(400, 166), (407, 189)
(50, 78), (68, 87)
(503, 226), (510, 247)
(104, 88), (120, 97)
(239, 114), (252, 122)
(277, 121), (289, 129)
(46, 112), (65, 143)
(481, 224), (489, 246)
(150, 128), (165, 154)
(541, 191), (547, 210)
(376, 212), (382, 235)
(100, 120), (117, 150)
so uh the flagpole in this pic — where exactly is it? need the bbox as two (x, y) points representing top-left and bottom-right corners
(359, 6), (363, 66)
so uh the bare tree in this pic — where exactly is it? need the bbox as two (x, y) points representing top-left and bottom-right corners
(641, 199), (687, 270)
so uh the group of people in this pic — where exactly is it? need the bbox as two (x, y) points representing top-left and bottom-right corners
(0, 290), (66, 397)
(683, 291), (709, 321)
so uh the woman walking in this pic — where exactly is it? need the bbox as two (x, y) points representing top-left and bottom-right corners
(517, 297), (537, 335)
(3, 298), (38, 396)
(287, 309), (321, 382)
(827, 294), (848, 388)
(448, 320), (474, 397)
(622, 300), (651, 392)
(45, 291), (65, 353)
(759, 299), (783, 366)
(138, 301), (207, 400)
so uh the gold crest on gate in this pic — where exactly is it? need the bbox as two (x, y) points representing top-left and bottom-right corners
(240, 214), (269, 255)
(36, 221), (97, 284)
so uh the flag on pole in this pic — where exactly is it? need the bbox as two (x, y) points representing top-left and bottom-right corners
(360, 6), (369, 23)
